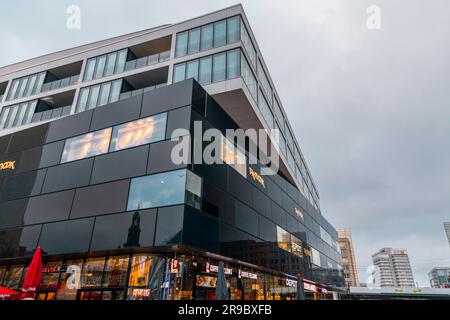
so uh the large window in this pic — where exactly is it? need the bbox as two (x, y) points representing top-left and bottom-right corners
(127, 169), (202, 211)
(258, 90), (274, 129)
(240, 21), (257, 67)
(258, 61), (273, 104)
(277, 226), (291, 252)
(0, 100), (37, 130)
(76, 79), (122, 113)
(241, 55), (257, 101)
(61, 128), (112, 163)
(81, 257), (105, 288)
(174, 49), (242, 85)
(175, 16), (241, 58)
(109, 113), (167, 152)
(6, 72), (45, 101)
(103, 256), (129, 287)
(273, 98), (285, 132)
(83, 49), (128, 81)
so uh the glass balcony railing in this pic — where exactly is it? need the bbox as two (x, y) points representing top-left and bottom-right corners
(31, 105), (72, 123)
(124, 50), (171, 73)
(40, 75), (79, 93)
(119, 83), (167, 100)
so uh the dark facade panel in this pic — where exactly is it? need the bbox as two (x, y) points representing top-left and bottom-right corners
(38, 218), (94, 255)
(90, 145), (148, 185)
(252, 188), (271, 219)
(271, 202), (287, 230)
(234, 200), (258, 237)
(0, 225), (41, 259)
(154, 205), (184, 246)
(258, 215), (277, 243)
(201, 181), (234, 223)
(141, 80), (193, 117)
(24, 190), (75, 225)
(228, 168), (253, 207)
(147, 140), (187, 175)
(182, 206), (218, 253)
(165, 106), (192, 138)
(90, 209), (156, 251)
(219, 222), (249, 262)
(70, 180), (129, 219)
(8, 124), (48, 154)
(90, 94), (142, 131)
(17, 146), (43, 173)
(46, 110), (93, 143)
(39, 140), (65, 168)
(0, 169), (46, 202)
(0, 135), (10, 155)
(42, 158), (94, 194)
(0, 198), (28, 228)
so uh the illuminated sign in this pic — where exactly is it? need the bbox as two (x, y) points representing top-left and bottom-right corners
(238, 270), (258, 280)
(0, 160), (16, 171)
(291, 242), (302, 252)
(286, 278), (297, 288)
(303, 281), (317, 292)
(294, 207), (304, 220)
(248, 167), (265, 188)
(205, 262), (233, 275)
(170, 259), (179, 273)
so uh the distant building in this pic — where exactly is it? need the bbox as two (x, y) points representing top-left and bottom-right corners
(338, 229), (359, 287)
(444, 223), (450, 247)
(429, 267), (450, 288)
(372, 248), (415, 288)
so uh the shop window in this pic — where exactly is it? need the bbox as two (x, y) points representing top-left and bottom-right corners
(56, 259), (83, 300)
(277, 226), (291, 252)
(109, 113), (167, 152)
(103, 256), (130, 287)
(127, 255), (166, 300)
(81, 258), (105, 288)
(61, 128), (111, 163)
(3, 265), (24, 289)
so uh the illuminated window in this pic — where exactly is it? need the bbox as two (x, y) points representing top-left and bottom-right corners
(276, 226), (291, 252)
(102, 256), (129, 287)
(291, 235), (303, 257)
(61, 128), (112, 163)
(221, 136), (247, 178)
(109, 113), (167, 152)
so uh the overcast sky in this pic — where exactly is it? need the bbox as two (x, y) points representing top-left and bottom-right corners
(1, 0), (450, 287)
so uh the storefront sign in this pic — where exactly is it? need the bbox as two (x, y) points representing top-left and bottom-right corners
(294, 207), (304, 220)
(238, 269), (257, 280)
(0, 160), (16, 171)
(205, 262), (232, 275)
(286, 278), (297, 288)
(248, 167), (265, 188)
(303, 281), (317, 292)
(196, 275), (217, 288)
(132, 288), (150, 297)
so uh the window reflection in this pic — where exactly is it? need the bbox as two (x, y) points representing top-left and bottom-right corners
(61, 128), (111, 163)
(81, 257), (105, 288)
(222, 136), (247, 178)
(103, 256), (129, 287)
(109, 113), (167, 152)
(277, 226), (291, 253)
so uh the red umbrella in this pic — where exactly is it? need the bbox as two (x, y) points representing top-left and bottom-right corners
(20, 246), (42, 300)
(0, 286), (20, 299)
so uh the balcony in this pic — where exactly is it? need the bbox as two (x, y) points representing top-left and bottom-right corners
(124, 50), (170, 73)
(40, 75), (79, 93)
(31, 105), (71, 123)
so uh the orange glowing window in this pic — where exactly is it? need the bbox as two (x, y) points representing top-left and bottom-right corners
(110, 113), (167, 152)
(61, 128), (112, 163)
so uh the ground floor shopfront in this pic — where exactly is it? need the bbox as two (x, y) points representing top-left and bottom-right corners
(0, 248), (337, 300)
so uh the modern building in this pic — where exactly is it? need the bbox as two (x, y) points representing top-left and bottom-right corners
(444, 222), (450, 247)
(372, 248), (415, 288)
(429, 267), (450, 288)
(348, 286), (450, 300)
(0, 5), (344, 300)
(337, 229), (359, 287)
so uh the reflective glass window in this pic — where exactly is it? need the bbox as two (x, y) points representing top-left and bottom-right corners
(241, 54), (257, 101)
(7, 80), (19, 100)
(61, 128), (112, 163)
(24, 74), (37, 97)
(3, 265), (24, 289)
(110, 113), (167, 151)
(109, 79), (122, 103)
(186, 60), (199, 81)
(77, 87), (89, 112)
(127, 255), (165, 300)
(199, 57), (212, 85)
(201, 24), (214, 51)
(240, 21), (257, 67)
(81, 257), (105, 288)
(87, 85), (100, 109)
(56, 259), (83, 300)
(175, 32), (188, 57)
(227, 49), (240, 79)
(127, 169), (187, 211)
(258, 90), (274, 129)
(277, 226), (291, 252)
(84, 58), (96, 81)
(98, 82), (111, 106)
(188, 28), (201, 54)
(104, 53), (117, 77)
(94, 55), (107, 79)
(222, 136), (247, 178)
(173, 63), (186, 83)
(103, 256), (129, 287)
(186, 170), (202, 210)
(214, 20), (227, 47)
(213, 52), (226, 82)
(115, 49), (128, 74)
(227, 16), (240, 43)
